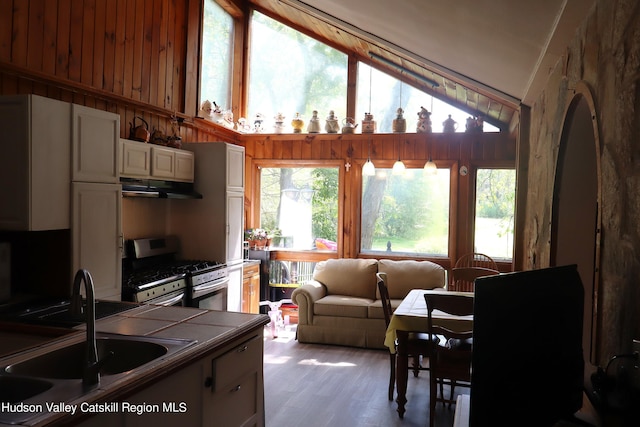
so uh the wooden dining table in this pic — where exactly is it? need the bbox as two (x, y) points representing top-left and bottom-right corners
(384, 289), (474, 418)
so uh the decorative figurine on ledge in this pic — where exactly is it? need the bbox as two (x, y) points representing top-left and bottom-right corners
(325, 110), (340, 133)
(443, 114), (458, 133)
(361, 112), (376, 133)
(341, 117), (358, 134)
(307, 110), (321, 133)
(199, 100), (214, 121)
(465, 115), (484, 133)
(392, 107), (406, 133)
(274, 112), (286, 134)
(291, 112), (305, 133)
(416, 106), (432, 133)
(253, 113), (265, 133)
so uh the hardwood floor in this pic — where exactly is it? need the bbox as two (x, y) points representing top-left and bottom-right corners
(263, 325), (466, 427)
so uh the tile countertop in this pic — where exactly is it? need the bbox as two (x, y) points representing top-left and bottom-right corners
(0, 305), (270, 427)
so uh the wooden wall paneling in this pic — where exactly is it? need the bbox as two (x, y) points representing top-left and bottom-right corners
(102, 0), (116, 92)
(12, 0), (29, 67)
(80, 0), (96, 87)
(42, 0), (58, 75)
(68, 0), (83, 83)
(112, 0), (126, 95)
(131, 0), (145, 100)
(0, 0), (12, 62)
(149, 0), (162, 106)
(163, 0), (174, 110)
(123, 0), (137, 99)
(93, 0), (106, 89)
(56, 0), (71, 79)
(140, 0), (154, 103)
(184, 0), (201, 117)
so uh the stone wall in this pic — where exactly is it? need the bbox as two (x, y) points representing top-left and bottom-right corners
(525, 0), (640, 364)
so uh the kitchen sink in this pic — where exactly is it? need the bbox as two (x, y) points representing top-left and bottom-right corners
(5, 336), (169, 379)
(0, 376), (54, 403)
(0, 333), (197, 425)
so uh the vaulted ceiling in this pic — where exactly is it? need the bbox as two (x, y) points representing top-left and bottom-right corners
(249, 0), (595, 131)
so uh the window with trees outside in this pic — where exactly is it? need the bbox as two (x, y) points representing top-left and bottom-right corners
(247, 11), (348, 129)
(200, 0), (234, 109)
(361, 167), (451, 256)
(474, 168), (516, 259)
(260, 166), (340, 251)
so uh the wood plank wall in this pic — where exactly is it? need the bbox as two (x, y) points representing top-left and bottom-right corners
(0, 0), (233, 144)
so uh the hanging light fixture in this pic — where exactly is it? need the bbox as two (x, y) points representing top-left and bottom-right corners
(423, 157), (437, 175)
(392, 138), (406, 175)
(363, 139), (376, 176)
(363, 66), (376, 177)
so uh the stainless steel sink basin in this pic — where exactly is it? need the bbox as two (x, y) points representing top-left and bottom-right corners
(5, 336), (168, 379)
(0, 376), (54, 403)
(0, 333), (197, 425)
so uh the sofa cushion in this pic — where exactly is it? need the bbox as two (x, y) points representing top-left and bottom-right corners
(368, 298), (403, 319)
(378, 259), (445, 299)
(314, 295), (373, 318)
(313, 258), (378, 299)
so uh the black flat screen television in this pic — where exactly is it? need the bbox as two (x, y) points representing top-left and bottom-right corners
(470, 265), (584, 427)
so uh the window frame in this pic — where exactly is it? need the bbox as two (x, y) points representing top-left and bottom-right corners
(356, 158), (459, 261)
(468, 161), (516, 262)
(253, 159), (346, 258)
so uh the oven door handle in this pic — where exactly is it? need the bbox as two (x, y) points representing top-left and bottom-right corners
(192, 277), (230, 297)
(151, 292), (185, 306)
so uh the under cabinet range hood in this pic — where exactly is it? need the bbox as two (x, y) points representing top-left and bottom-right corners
(120, 178), (203, 199)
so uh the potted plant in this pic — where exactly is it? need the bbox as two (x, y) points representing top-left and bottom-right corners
(245, 228), (268, 249)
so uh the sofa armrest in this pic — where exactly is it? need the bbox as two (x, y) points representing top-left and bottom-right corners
(292, 280), (327, 325)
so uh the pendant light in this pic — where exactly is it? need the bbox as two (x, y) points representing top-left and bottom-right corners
(363, 139), (376, 176)
(392, 80), (406, 174)
(392, 138), (406, 175)
(423, 157), (437, 175)
(362, 66), (376, 176)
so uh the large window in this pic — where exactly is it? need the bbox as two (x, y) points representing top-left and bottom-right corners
(356, 62), (499, 133)
(474, 168), (515, 259)
(260, 166), (340, 251)
(361, 167), (451, 256)
(247, 12), (348, 130)
(200, 0), (234, 109)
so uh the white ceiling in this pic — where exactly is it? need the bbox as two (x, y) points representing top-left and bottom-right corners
(293, 0), (595, 106)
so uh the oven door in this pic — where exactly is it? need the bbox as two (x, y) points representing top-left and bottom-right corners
(146, 289), (185, 306)
(189, 277), (229, 310)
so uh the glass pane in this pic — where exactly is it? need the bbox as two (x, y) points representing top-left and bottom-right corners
(247, 12), (348, 131)
(361, 168), (450, 256)
(474, 169), (516, 259)
(356, 62), (499, 133)
(260, 167), (339, 251)
(200, 0), (233, 109)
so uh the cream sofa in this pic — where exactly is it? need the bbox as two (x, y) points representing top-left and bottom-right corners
(291, 258), (446, 349)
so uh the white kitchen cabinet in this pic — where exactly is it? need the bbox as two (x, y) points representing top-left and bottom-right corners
(204, 333), (264, 426)
(72, 104), (120, 184)
(72, 182), (122, 301)
(169, 143), (245, 265)
(120, 138), (151, 178)
(0, 94), (71, 231)
(151, 146), (194, 182)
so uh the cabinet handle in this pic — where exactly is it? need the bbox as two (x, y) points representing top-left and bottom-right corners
(204, 377), (213, 388)
(231, 385), (241, 393)
(237, 345), (248, 353)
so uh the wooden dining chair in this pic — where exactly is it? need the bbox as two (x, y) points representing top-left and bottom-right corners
(424, 292), (474, 427)
(454, 252), (499, 270)
(450, 266), (499, 292)
(377, 273), (438, 401)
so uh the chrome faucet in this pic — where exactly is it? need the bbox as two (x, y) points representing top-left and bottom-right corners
(70, 269), (106, 387)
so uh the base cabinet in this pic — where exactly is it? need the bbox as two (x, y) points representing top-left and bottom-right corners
(242, 263), (261, 314)
(78, 329), (264, 427)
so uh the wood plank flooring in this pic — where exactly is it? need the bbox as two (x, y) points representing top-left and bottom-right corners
(263, 325), (466, 427)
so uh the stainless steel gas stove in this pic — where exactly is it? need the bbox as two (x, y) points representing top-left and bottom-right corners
(122, 236), (228, 309)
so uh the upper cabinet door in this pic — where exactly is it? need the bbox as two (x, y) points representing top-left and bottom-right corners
(120, 138), (151, 178)
(72, 104), (120, 183)
(226, 144), (245, 192)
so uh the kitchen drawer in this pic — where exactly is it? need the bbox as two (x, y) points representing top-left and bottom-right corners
(210, 370), (259, 427)
(212, 333), (261, 392)
(243, 263), (260, 279)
